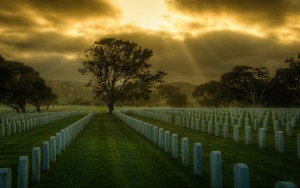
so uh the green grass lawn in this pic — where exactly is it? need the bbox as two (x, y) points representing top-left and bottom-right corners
(126, 112), (300, 188)
(32, 113), (204, 188)
(0, 114), (86, 187)
(2, 110), (299, 187)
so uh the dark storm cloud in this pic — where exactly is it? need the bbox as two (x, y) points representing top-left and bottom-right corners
(18, 54), (86, 82)
(0, 0), (119, 19)
(0, 31), (90, 54)
(107, 30), (299, 84)
(168, 0), (300, 27)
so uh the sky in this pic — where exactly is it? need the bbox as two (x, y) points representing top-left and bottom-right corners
(0, 0), (300, 85)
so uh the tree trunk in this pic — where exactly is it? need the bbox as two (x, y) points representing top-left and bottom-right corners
(20, 105), (26, 114)
(107, 100), (115, 114)
(35, 101), (42, 113)
(12, 106), (20, 114)
(36, 105), (41, 113)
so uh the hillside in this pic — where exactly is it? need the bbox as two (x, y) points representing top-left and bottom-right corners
(46, 80), (94, 104)
(46, 80), (198, 106)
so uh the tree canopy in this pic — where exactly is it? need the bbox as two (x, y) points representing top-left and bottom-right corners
(157, 85), (188, 107)
(193, 53), (300, 107)
(0, 56), (54, 113)
(79, 38), (166, 113)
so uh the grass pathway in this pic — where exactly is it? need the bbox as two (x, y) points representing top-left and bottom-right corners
(33, 113), (203, 188)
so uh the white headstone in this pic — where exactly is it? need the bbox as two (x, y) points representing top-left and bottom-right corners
(18, 156), (29, 188)
(171, 133), (178, 159)
(259, 128), (266, 148)
(274, 181), (297, 188)
(42, 141), (50, 172)
(0, 168), (12, 188)
(211, 151), (222, 188)
(32, 147), (41, 183)
(234, 163), (249, 188)
(193, 143), (202, 176)
(164, 131), (170, 152)
(181, 137), (189, 167)
(49, 136), (56, 163)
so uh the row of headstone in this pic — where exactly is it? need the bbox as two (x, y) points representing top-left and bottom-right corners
(0, 111), (95, 188)
(139, 107), (299, 129)
(125, 109), (300, 158)
(113, 110), (298, 188)
(127, 108), (298, 138)
(1, 109), (77, 126)
(0, 110), (80, 139)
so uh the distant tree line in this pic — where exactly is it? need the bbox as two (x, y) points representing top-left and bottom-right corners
(193, 53), (300, 107)
(0, 55), (57, 113)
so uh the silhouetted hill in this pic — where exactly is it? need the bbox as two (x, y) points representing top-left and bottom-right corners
(46, 80), (93, 104)
(166, 82), (196, 97)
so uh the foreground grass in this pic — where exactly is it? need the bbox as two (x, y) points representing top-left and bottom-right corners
(0, 114), (86, 187)
(33, 113), (203, 188)
(126, 113), (300, 188)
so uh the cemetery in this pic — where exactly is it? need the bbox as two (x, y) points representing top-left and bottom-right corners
(0, 106), (299, 187)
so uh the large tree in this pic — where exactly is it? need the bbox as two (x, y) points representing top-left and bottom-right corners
(157, 85), (188, 107)
(0, 56), (53, 113)
(221, 66), (270, 106)
(192, 80), (227, 107)
(272, 53), (300, 104)
(79, 38), (166, 113)
(28, 79), (53, 113)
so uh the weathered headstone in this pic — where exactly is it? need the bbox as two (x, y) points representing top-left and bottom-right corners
(61, 130), (66, 151)
(263, 118), (268, 131)
(18, 156), (29, 188)
(171, 133), (178, 159)
(215, 122), (220, 137)
(259, 128), (266, 148)
(193, 143), (202, 176)
(208, 121), (213, 135)
(181, 137), (189, 167)
(191, 118), (195, 130)
(245, 126), (251, 145)
(49, 136), (56, 163)
(32, 147), (41, 183)
(56, 133), (61, 156)
(274, 120), (279, 133)
(153, 126), (158, 144)
(202, 120), (206, 132)
(234, 125), (240, 142)
(42, 141), (49, 172)
(253, 119), (258, 131)
(164, 131), (170, 152)
(12, 122), (16, 134)
(159, 128), (164, 148)
(0, 168), (12, 188)
(196, 119), (200, 131)
(223, 123), (228, 139)
(286, 122), (292, 137)
(234, 163), (249, 188)
(211, 151), (222, 188)
(276, 131), (284, 153)
(274, 181), (297, 188)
